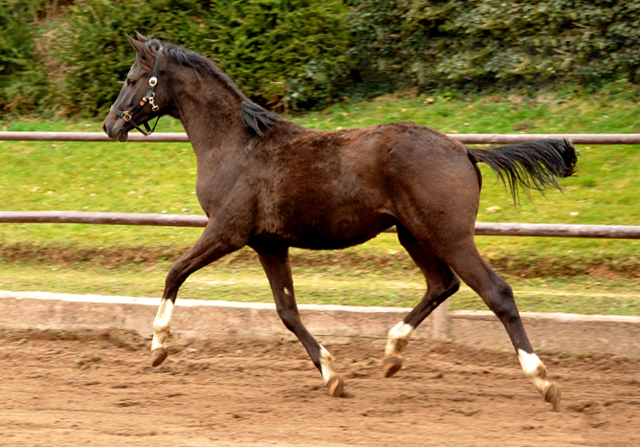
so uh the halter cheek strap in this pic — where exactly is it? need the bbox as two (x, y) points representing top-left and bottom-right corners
(109, 47), (164, 136)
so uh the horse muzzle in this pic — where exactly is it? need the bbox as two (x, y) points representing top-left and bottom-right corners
(102, 115), (129, 142)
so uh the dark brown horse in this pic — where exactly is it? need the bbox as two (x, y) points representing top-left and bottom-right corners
(103, 33), (577, 409)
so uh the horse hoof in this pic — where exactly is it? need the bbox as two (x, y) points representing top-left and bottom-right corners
(544, 383), (561, 411)
(383, 356), (403, 378)
(326, 376), (344, 398)
(151, 347), (168, 367)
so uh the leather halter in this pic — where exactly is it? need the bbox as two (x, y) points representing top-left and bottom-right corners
(109, 47), (163, 136)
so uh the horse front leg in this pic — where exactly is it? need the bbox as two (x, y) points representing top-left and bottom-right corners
(151, 297), (175, 366)
(255, 246), (344, 397)
(151, 223), (245, 367)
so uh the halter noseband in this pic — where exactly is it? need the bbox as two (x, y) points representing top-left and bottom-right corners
(109, 47), (163, 136)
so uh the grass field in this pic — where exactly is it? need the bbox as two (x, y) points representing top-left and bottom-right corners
(1, 87), (639, 314)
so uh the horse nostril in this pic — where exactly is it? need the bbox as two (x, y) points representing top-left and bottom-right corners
(102, 123), (108, 135)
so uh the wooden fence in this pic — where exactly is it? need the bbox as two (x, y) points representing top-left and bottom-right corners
(1, 132), (639, 239)
(2, 131), (640, 144)
(0, 211), (638, 239)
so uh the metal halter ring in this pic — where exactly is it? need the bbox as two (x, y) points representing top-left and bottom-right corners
(149, 76), (158, 87)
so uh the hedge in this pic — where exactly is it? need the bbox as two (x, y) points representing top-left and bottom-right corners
(347, 0), (640, 91)
(2, 0), (640, 117)
(0, 0), (50, 114)
(51, 0), (350, 116)
(51, 0), (211, 116)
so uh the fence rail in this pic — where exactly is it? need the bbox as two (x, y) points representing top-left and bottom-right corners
(2, 132), (639, 240)
(2, 131), (640, 144)
(1, 211), (639, 239)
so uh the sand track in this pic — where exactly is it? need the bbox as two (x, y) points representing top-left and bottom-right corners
(1, 329), (639, 446)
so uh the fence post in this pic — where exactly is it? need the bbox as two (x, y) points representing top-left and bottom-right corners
(431, 300), (451, 341)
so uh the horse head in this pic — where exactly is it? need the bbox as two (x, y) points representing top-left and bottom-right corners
(103, 33), (168, 142)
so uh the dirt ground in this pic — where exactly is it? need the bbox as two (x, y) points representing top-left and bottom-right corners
(1, 329), (639, 447)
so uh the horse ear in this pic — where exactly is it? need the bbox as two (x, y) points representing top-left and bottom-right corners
(126, 34), (146, 56)
(134, 31), (149, 43)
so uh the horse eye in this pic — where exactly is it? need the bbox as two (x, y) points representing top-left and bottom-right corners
(126, 79), (137, 87)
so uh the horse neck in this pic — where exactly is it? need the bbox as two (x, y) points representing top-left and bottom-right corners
(168, 69), (249, 156)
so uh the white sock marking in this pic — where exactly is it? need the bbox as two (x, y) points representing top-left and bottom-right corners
(385, 321), (415, 357)
(151, 299), (174, 351)
(319, 345), (337, 384)
(517, 349), (551, 394)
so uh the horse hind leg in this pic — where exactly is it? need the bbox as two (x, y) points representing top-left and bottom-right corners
(434, 236), (561, 410)
(256, 246), (344, 397)
(383, 225), (460, 377)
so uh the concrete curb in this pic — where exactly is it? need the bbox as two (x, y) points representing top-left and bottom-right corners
(1, 291), (639, 358)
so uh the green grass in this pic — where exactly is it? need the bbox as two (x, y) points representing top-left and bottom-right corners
(1, 259), (639, 315)
(1, 87), (639, 314)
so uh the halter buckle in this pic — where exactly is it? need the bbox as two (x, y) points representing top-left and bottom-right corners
(122, 111), (132, 122)
(149, 93), (159, 112)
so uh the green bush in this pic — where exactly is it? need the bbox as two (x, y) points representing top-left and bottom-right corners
(0, 0), (50, 115)
(5, 0), (640, 118)
(347, 0), (640, 92)
(50, 0), (350, 116)
(204, 0), (350, 110)
(51, 0), (210, 116)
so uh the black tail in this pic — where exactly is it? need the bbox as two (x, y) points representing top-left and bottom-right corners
(467, 139), (578, 202)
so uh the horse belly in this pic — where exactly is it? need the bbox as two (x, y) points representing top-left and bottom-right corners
(250, 206), (396, 250)
(300, 213), (396, 249)
(250, 142), (395, 249)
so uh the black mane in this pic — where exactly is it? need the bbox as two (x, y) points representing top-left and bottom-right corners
(143, 39), (281, 136)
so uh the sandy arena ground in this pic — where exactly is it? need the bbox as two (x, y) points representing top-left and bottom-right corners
(1, 328), (639, 447)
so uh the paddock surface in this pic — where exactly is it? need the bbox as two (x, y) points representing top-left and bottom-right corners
(1, 329), (639, 447)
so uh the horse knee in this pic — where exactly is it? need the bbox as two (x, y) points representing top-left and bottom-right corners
(445, 275), (461, 296)
(428, 272), (460, 300)
(486, 281), (518, 321)
(495, 281), (514, 299)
